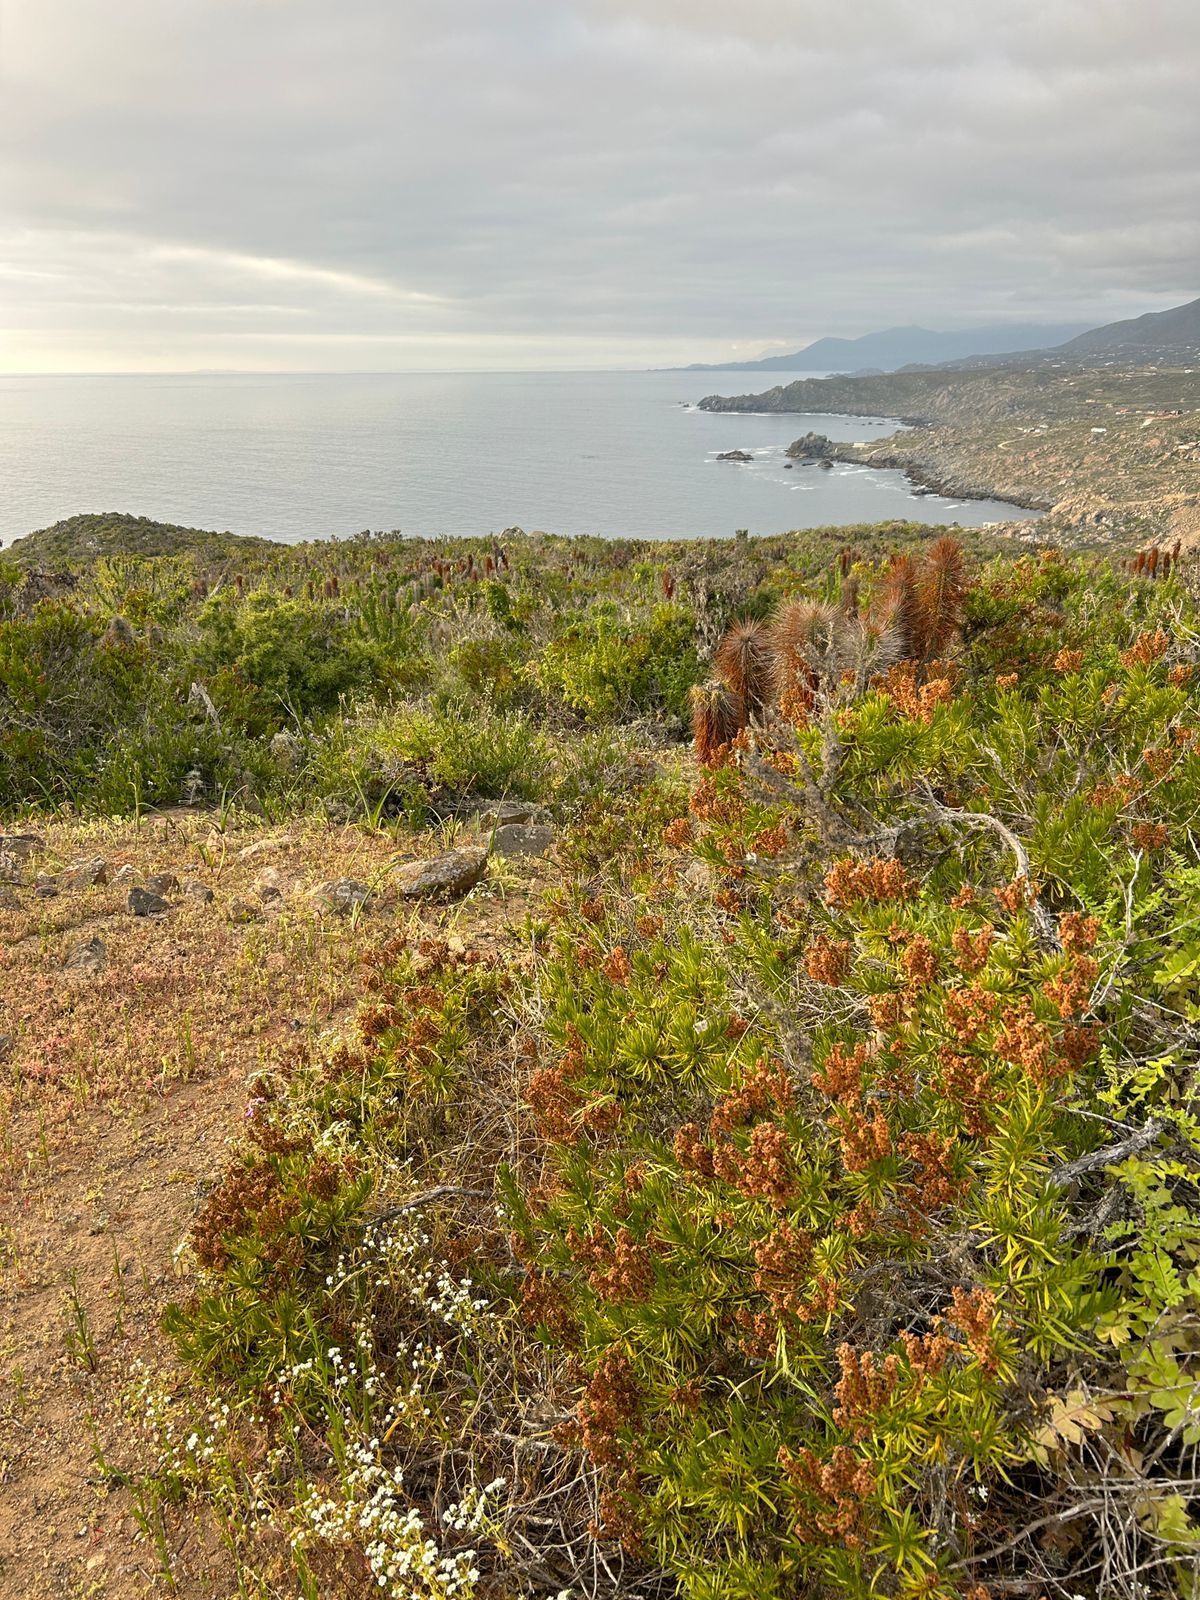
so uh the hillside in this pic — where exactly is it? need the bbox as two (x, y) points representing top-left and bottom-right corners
(678, 321), (1090, 374)
(6, 511), (281, 566)
(940, 295), (1200, 371)
(3, 524), (1200, 1597)
(1059, 294), (1200, 360)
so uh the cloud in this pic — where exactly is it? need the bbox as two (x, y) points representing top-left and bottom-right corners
(0, 0), (1196, 370)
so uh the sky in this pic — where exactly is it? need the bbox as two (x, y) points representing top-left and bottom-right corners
(0, 0), (1197, 373)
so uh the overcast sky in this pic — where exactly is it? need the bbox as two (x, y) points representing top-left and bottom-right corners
(1, 0), (1196, 373)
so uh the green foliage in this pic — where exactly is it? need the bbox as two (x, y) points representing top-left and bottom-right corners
(133, 532), (1200, 1598)
(0, 600), (201, 808)
(505, 556), (1200, 1598)
(195, 591), (377, 733)
(536, 603), (703, 721)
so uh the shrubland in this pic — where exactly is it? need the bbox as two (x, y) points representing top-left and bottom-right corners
(0, 518), (993, 821)
(4, 516), (1200, 1599)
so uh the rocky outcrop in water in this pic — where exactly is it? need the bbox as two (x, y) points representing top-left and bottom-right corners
(785, 431), (833, 461)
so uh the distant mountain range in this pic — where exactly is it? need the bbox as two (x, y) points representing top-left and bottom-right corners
(676, 323), (1092, 374)
(676, 297), (1200, 376)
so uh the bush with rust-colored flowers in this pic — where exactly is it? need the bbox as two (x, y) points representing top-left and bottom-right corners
(501, 562), (1200, 1600)
(824, 854), (912, 908)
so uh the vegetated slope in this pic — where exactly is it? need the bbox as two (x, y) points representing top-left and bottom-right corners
(0, 520), (1009, 819)
(6, 511), (281, 566)
(1058, 294), (1200, 360)
(6, 529), (1200, 1598)
(940, 295), (1200, 372)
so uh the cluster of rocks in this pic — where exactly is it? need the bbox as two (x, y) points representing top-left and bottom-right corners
(1, 798), (555, 936)
(389, 801), (553, 901)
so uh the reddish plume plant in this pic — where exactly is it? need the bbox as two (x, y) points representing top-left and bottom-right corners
(714, 617), (775, 716)
(915, 536), (966, 661)
(689, 681), (746, 767)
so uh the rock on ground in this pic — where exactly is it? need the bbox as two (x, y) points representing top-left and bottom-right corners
(62, 857), (109, 891)
(309, 878), (373, 915)
(489, 823), (554, 859)
(128, 886), (170, 917)
(63, 936), (107, 973)
(0, 833), (43, 885)
(474, 800), (541, 830)
(253, 865), (290, 902)
(393, 848), (487, 900)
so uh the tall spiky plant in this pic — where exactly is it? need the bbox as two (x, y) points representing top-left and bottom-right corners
(690, 681), (746, 767)
(769, 600), (848, 696)
(915, 536), (965, 661)
(872, 554), (920, 661)
(714, 618), (774, 717)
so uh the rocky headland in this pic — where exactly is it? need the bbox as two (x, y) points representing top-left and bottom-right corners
(702, 365), (1200, 546)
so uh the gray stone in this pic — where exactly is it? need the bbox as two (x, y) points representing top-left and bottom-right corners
(62, 856), (108, 890)
(490, 823), (554, 860)
(393, 848), (487, 901)
(183, 879), (214, 904)
(309, 878), (373, 915)
(475, 800), (540, 830)
(144, 872), (179, 898)
(0, 834), (43, 885)
(127, 886), (170, 917)
(785, 431), (833, 462)
(0, 1034), (12, 1063)
(113, 863), (135, 883)
(269, 730), (302, 770)
(253, 865), (289, 902)
(0, 884), (21, 911)
(34, 872), (59, 898)
(63, 936), (107, 974)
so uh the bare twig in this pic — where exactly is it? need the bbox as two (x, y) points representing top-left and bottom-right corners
(364, 1184), (492, 1228)
(1048, 1117), (1166, 1189)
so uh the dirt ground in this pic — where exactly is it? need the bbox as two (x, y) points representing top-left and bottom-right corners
(0, 810), (538, 1598)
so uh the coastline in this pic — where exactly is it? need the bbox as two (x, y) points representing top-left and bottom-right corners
(820, 433), (1051, 513)
(695, 364), (1200, 546)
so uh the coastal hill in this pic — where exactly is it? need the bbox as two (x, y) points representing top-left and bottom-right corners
(941, 294), (1200, 370)
(676, 320), (1090, 374)
(681, 296), (1200, 378)
(3, 510), (280, 566)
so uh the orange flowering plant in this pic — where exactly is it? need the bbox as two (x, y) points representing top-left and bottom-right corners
(507, 552), (1200, 1600)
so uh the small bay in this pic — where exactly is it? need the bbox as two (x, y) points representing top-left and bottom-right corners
(0, 369), (1031, 544)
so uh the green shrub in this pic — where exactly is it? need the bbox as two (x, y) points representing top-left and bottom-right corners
(507, 573), (1200, 1599)
(536, 603), (703, 721)
(195, 591), (378, 733)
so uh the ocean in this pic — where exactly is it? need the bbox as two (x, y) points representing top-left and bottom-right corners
(0, 369), (1032, 546)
